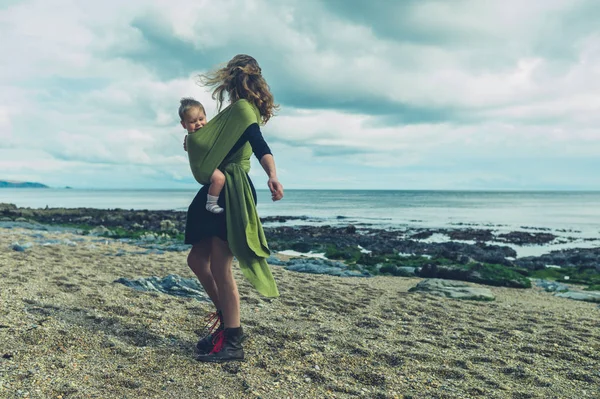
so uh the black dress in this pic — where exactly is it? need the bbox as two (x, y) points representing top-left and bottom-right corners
(184, 123), (272, 245)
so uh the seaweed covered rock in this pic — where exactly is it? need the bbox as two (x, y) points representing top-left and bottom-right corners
(417, 262), (531, 288)
(409, 279), (495, 301)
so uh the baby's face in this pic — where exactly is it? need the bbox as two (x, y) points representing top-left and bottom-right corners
(181, 107), (207, 133)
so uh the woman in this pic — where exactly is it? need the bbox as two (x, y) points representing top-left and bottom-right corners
(184, 54), (283, 363)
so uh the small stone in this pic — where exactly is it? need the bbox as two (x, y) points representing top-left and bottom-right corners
(314, 365), (320, 371)
(305, 377), (311, 383)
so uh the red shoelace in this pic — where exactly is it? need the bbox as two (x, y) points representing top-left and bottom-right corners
(202, 311), (222, 336)
(210, 330), (225, 354)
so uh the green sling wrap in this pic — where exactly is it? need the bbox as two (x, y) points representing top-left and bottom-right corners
(186, 99), (279, 298)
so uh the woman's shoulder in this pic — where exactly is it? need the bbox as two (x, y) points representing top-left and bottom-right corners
(231, 99), (260, 122)
(231, 99), (252, 109)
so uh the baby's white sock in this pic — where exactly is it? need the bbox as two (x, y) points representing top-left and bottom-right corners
(206, 194), (224, 214)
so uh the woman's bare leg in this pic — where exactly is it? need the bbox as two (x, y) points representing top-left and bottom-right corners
(209, 237), (240, 328)
(187, 238), (220, 310)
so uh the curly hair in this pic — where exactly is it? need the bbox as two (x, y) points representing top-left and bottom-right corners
(198, 54), (278, 124)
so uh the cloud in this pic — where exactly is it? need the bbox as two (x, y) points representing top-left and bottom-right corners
(0, 0), (599, 189)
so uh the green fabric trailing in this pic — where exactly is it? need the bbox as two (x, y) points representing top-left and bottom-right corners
(186, 99), (279, 297)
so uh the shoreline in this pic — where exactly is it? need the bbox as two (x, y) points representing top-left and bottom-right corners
(2, 203), (599, 252)
(2, 203), (599, 291)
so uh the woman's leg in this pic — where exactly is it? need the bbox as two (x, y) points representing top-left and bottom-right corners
(187, 238), (220, 310)
(196, 236), (244, 362)
(209, 237), (240, 328)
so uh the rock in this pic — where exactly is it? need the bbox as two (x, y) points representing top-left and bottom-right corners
(418, 262), (531, 288)
(11, 242), (33, 252)
(89, 225), (112, 236)
(533, 279), (569, 292)
(410, 231), (434, 240)
(284, 258), (369, 277)
(409, 279), (495, 301)
(555, 291), (600, 303)
(267, 255), (287, 266)
(0, 203), (18, 212)
(261, 215), (310, 223)
(497, 231), (556, 245)
(379, 264), (417, 277)
(140, 233), (156, 242)
(160, 220), (176, 231)
(114, 274), (211, 302)
(516, 247), (600, 270)
(448, 228), (494, 242)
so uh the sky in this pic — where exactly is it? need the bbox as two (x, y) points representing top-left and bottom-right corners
(1, 0), (599, 190)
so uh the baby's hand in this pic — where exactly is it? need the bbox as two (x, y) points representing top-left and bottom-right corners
(183, 135), (188, 152)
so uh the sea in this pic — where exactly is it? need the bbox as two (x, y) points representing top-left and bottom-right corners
(2, 189), (600, 257)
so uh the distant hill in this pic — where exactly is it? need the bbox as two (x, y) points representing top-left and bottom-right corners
(0, 180), (49, 188)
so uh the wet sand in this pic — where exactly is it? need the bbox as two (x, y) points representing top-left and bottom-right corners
(1, 228), (599, 398)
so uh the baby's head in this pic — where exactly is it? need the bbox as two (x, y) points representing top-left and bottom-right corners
(179, 97), (207, 133)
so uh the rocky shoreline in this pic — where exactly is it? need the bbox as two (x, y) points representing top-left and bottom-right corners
(2, 203), (599, 292)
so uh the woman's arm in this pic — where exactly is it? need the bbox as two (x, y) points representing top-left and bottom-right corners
(244, 124), (283, 202)
(259, 154), (283, 201)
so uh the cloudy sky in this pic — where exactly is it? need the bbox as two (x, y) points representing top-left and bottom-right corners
(1, 0), (599, 190)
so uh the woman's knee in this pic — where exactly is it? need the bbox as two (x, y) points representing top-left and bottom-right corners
(187, 241), (211, 272)
(209, 238), (234, 280)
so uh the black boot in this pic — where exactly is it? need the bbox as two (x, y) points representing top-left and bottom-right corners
(196, 327), (245, 363)
(196, 310), (223, 354)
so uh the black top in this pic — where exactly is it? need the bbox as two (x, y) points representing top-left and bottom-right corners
(226, 123), (272, 161)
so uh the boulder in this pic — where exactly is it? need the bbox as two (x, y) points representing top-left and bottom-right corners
(555, 291), (600, 303)
(418, 263), (531, 288)
(409, 278), (495, 301)
(533, 279), (569, 292)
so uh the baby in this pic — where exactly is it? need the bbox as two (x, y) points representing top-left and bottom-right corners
(179, 97), (225, 214)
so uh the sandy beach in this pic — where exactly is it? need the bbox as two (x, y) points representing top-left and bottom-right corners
(1, 227), (599, 399)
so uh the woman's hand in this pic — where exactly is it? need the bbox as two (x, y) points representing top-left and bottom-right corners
(268, 177), (284, 201)
(183, 135), (188, 151)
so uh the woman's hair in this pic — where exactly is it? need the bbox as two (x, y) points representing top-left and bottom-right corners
(198, 54), (278, 124)
(178, 97), (205, 120)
